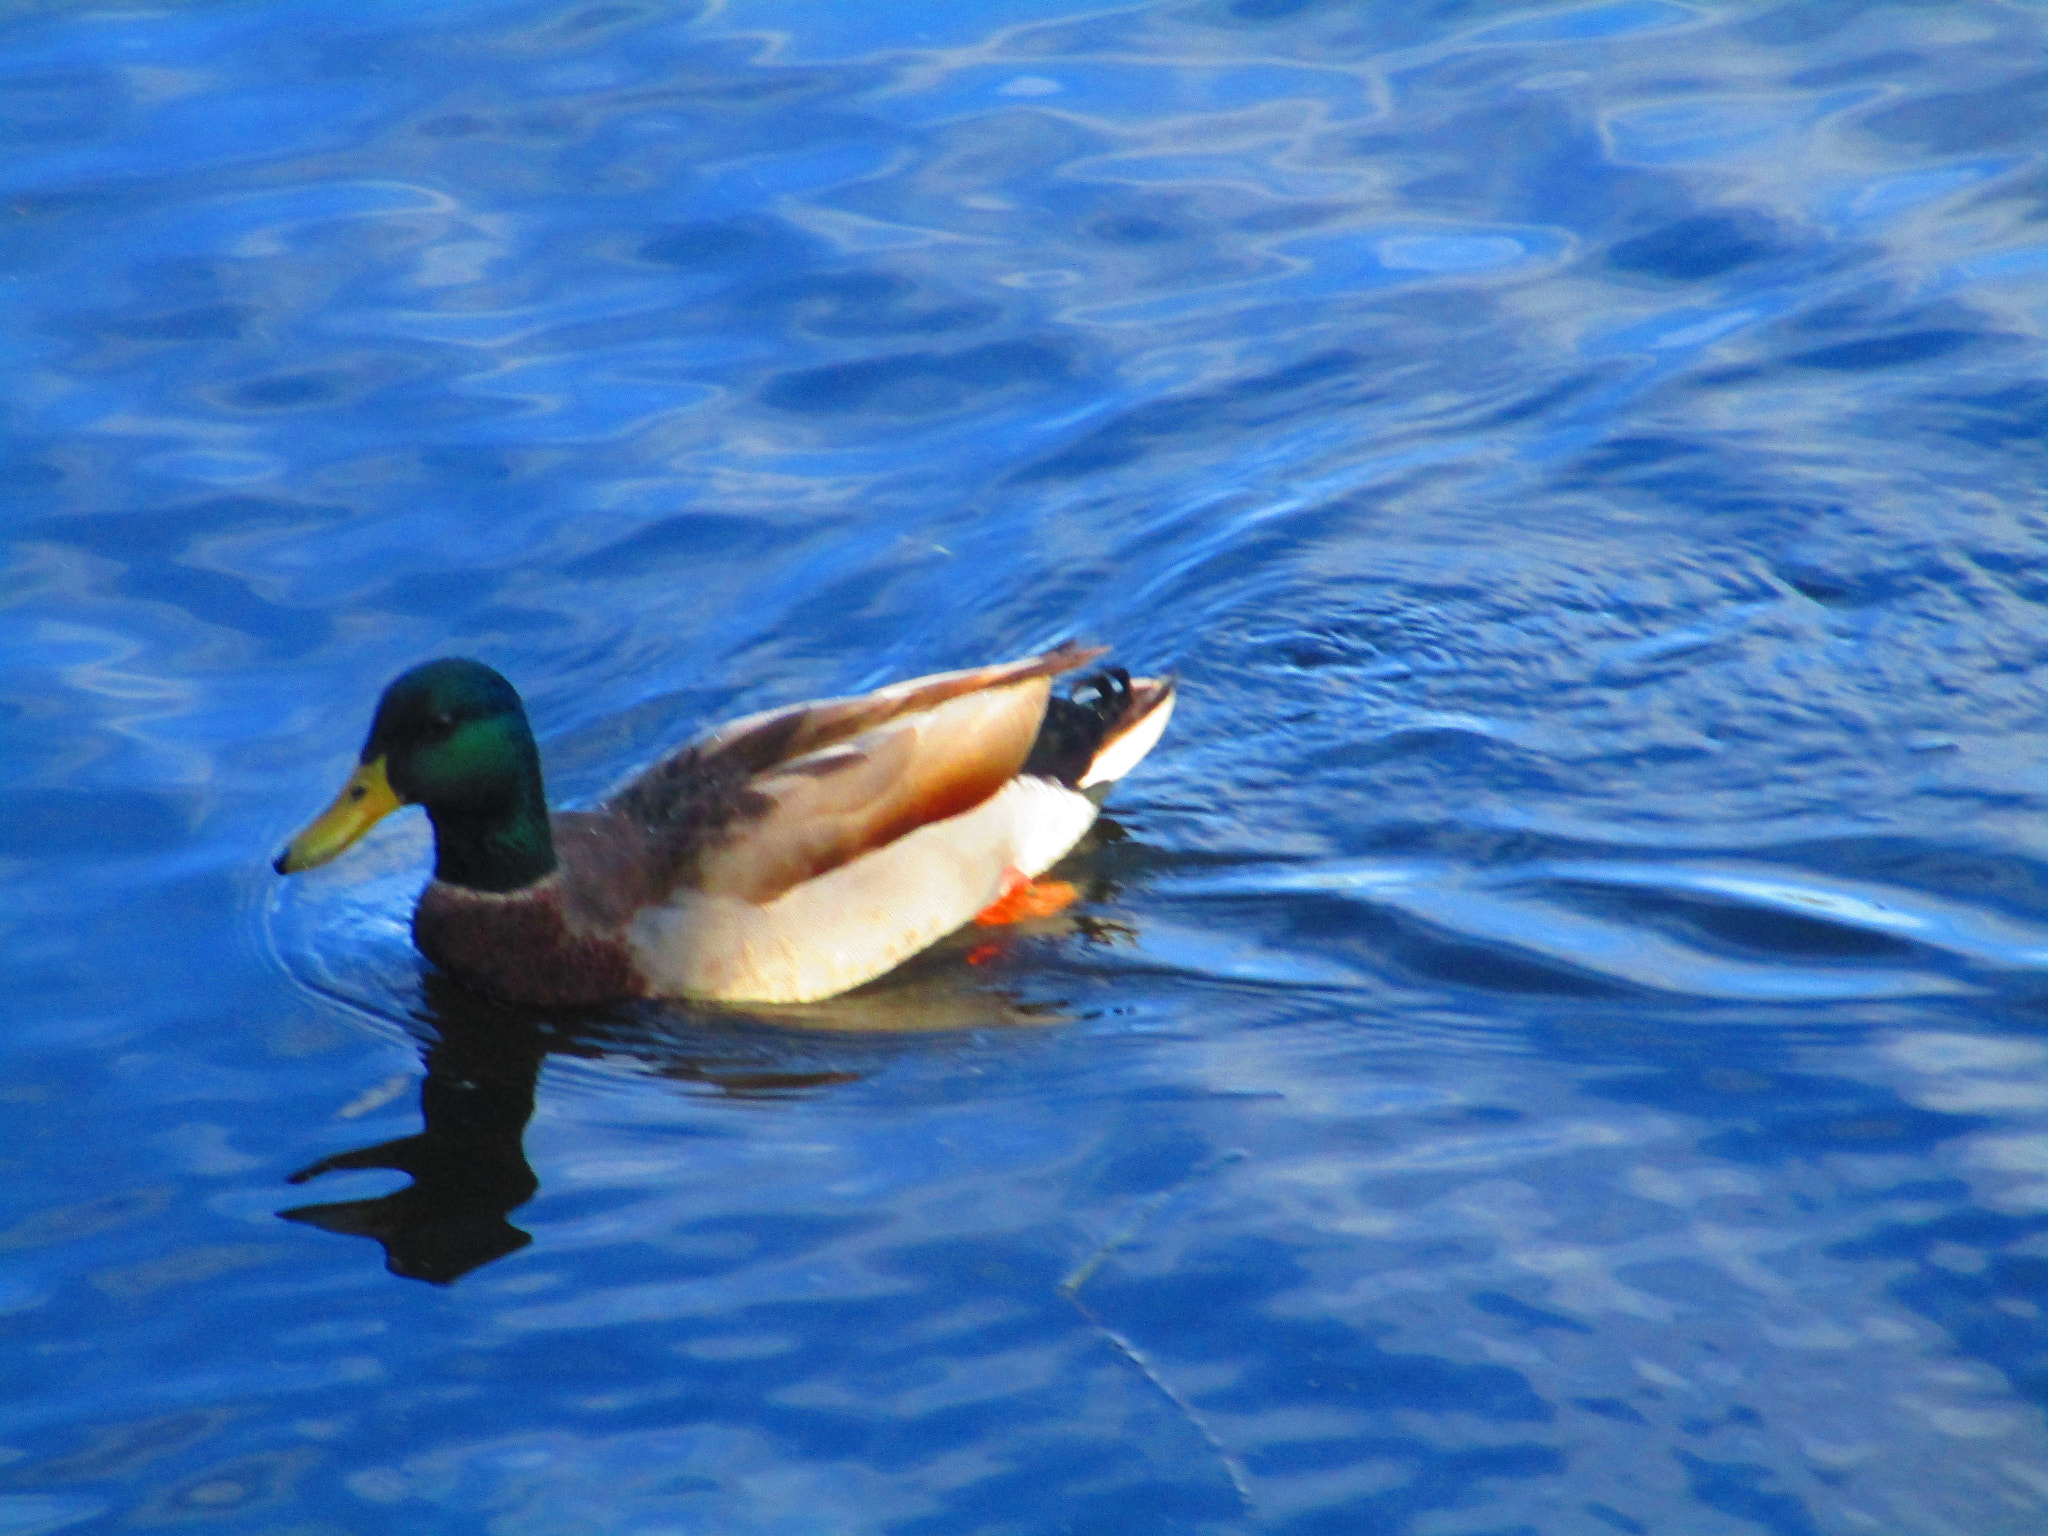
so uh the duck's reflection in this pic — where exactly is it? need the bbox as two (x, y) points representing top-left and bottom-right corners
(280, 843), (1129, 1284)
(281, 980), (548, 1284)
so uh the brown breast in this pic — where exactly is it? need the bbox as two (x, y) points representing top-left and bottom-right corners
(412, 878), (645, 1008)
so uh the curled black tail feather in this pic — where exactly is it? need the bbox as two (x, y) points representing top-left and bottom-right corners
(1023, 668), (1133, 786)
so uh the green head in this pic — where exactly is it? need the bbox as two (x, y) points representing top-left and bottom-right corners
(275, 658), (557, 893)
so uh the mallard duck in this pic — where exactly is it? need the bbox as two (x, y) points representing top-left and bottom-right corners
(275, 643), (1174, 1007)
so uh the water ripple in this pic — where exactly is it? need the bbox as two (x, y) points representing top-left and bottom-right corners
(14, 0), (2048, 1532)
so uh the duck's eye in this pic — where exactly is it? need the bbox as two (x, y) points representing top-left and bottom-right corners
(426, 710), (458, 738)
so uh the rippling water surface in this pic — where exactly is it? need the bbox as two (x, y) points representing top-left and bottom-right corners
(8, 0), (2048, 1530)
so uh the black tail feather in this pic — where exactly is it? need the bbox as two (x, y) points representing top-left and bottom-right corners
(1023, 668), (1133, 786)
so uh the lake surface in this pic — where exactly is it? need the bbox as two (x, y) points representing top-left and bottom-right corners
(7, 0), (2048, 1531)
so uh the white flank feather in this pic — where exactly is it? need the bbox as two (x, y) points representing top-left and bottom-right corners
(627, 775), (1098, 1003)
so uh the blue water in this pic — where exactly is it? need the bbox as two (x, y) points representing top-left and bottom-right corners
(7, 0), (2048, 1530)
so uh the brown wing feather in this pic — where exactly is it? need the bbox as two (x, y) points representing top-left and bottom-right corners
(603, 641), (1103, 851)
(693, 677), (1053, 903)
(601, 644), (1106, 907)
(687, 640), (1105, 775)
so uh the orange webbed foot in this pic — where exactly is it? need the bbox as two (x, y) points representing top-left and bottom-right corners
(974, 868), (1081, 927)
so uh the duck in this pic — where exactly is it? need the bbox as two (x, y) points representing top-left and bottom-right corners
(274, 642), (1175, 1008)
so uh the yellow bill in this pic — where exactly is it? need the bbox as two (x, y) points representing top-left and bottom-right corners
(274, 756), (403, 874)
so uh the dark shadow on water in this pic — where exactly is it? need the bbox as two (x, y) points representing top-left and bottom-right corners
(281, 978), (549, 1284)
(279, 965), (1069, 1284)
(277, 843), (1133, 1283)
